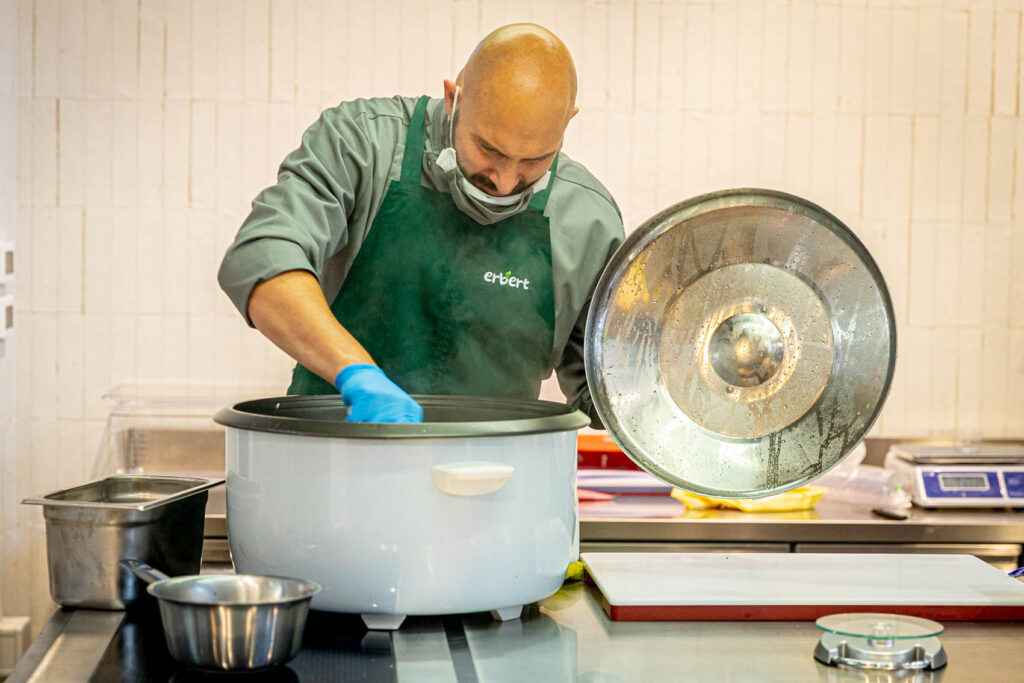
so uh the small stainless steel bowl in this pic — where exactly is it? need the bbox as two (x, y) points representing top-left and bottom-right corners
(122, 561), (320, 671)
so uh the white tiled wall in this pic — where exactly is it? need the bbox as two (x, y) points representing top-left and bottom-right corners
(6, 0), (1024, 636)
(1, 0), (19, 620)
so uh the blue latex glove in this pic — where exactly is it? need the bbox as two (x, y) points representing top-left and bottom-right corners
(334, 364), (423, 423)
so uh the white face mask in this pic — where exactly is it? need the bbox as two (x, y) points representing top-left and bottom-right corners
(435, 86), (551, 225)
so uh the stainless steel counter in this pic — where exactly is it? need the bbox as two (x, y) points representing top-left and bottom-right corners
(580, 498), (1024, 543)
(579, 498), (1024, 570)
(9, 583), (1024, 682)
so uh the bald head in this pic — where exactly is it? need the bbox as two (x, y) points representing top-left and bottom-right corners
(443, 24), (579, 196)
(462, 24), (577, 122)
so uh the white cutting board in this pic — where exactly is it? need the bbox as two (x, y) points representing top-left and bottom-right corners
(581, 552), (1024, 621)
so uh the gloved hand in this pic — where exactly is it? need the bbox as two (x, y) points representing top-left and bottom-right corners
(334, 364), (423, 423)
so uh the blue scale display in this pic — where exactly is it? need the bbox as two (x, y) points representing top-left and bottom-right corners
(885, 444), (1024, 508)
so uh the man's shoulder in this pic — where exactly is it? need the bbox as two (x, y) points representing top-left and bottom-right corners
(549, 153), (623, 230)
(320, 95), (423, 131)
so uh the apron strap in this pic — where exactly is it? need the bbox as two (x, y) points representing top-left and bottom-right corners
(528, 153), (559, 212)
(400, 95), (431, 183)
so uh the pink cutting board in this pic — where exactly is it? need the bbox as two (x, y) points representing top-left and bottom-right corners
(581, 552), (1024, 621)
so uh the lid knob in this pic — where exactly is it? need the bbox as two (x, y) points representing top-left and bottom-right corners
(708, 313), (785, 387)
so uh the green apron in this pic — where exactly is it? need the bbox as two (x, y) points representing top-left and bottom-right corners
(288, 95), (557, 399)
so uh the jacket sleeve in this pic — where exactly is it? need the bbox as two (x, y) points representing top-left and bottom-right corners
(217, 106), (376, 326)
(556, 301), (603, 427)
(550, 183), (625, 429)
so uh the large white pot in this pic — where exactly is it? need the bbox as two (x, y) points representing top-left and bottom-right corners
(216, 395), (589, 630)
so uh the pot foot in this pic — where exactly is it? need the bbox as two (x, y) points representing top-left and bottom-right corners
(490, 605), (523, 622)
(360, 631), (392, 652)
(361, 613), (406, 630)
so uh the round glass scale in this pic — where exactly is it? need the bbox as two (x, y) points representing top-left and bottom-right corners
(813, 613), (947, 671)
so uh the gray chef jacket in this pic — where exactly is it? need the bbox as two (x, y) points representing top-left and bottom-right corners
(218, 96), (625, 421)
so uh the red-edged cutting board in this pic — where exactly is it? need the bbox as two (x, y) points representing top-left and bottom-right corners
(581, 552), (1024, 621)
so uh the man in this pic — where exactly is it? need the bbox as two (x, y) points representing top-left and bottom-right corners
(218, 24), (624, 423)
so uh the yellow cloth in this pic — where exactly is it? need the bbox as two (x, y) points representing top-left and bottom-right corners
(564, 560), (585, 582)
(671, 486), (826, 512)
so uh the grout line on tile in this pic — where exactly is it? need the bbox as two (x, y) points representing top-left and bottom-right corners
(631, 0), (638, 113)
(31, 0), (37, 99)
(1016, 11), (1022, 119)
(79, 207), (84, 314)
(964, 7), (971, 116)
(162, 18), (168, 101)
(1012, 121), (1019, 222)
(908, 115), (916, 223)
(858, 112), (866, 222)
(784, 0), (791, 115)
(266, 0), (272, 103)
(318, 0), (326, 107)
(136, 0), (142, 97)
(187, 98), (192, 205)
(54, 98), (59, 206)
(161, 100), (166, 203)
(989, 6), (996, 117)
(983, 118), (993, 224)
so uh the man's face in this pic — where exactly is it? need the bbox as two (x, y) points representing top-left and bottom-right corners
(447, 85), (568, 197)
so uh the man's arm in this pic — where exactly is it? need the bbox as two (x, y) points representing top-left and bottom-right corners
(218, 98), (414, 329)
(248, 269), (422, 422)
(546, 158), (626, 429)
(247, 269), (374, 384)
(218, 98), (423, 422)
(555, 302), (603, 428)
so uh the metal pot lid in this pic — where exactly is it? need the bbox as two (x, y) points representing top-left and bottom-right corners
(584, 189), (896, 498)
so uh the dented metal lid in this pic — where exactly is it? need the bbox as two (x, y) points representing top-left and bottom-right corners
(585, 189), (896, 498)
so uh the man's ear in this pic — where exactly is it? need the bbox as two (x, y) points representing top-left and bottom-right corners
(443, 79), (457, 116)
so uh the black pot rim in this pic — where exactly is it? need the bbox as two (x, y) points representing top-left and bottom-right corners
(213, 394), (591, 439)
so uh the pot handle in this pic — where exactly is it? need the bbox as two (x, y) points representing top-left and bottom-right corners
(120, 559), (171, 585)
(431, 461), (515, 497)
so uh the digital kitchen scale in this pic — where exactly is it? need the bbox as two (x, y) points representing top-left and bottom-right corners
(884, 444), (1024, 508)
(813, 613), (947, 671)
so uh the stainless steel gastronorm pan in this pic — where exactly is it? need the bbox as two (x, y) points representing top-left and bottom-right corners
(23, 475), (224, 609)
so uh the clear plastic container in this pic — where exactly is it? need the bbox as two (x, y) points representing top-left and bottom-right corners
(811, 442), (911, 510)
(91, 384), (282, 517)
